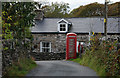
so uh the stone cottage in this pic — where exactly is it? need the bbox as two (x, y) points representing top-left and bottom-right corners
(31, 10), (120, 60)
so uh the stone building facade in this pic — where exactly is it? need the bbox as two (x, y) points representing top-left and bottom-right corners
(32, 33), (90, 52)
(32, 34), (66, 53)
(32, 33), (120, 53)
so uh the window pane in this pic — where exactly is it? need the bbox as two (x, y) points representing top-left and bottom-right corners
(63, 24), (65, 27)
(46, 49), (49, 52)
(42, 48), (45, 52)
(60, 28), (63, 31)
(42, 42), (45, 47)
(60, 24), (63, 27)
(44, 42), (46, 47)
(44, 48), (46, 52)
(63, 28), (66, 31)
(46, 42), (49, 47)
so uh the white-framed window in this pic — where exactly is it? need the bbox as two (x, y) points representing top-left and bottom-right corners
(40, 42), (51, 52)
(60, 24), (66, 31)
(58, 23), (68, 32)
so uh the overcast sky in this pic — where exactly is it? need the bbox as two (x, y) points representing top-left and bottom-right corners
(34, 0), (120, 10)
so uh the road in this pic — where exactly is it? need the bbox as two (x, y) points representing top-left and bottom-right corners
(26, 61), (98, 76)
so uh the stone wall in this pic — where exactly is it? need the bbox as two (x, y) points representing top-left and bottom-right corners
(77, 34), (120, 43)
(107, 35), (120, 40)
(31, 52), (65, 61)
(77, 34), (89, 43)
(2, 39), (31, 76)
(32, 34), (67, 53)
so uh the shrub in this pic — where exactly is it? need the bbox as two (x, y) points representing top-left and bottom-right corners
(74, 34), (120, 76)
(4, 57), (37, 77)
(89, 34), (120, 76)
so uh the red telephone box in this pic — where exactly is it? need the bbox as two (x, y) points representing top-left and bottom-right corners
(66, 33), (77, 60)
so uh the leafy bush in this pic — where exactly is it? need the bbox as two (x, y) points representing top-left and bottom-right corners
(71, 34), (120, 76)
(89, 34), (120, 76)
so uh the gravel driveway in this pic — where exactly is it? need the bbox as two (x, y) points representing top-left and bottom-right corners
(26, 60), (98, 76)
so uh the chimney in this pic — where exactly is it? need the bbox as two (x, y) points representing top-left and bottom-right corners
(34, 9), (44, 21)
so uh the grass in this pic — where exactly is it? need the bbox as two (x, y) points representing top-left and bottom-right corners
(4, 57), (37, 77)
(69, 56), (106, 76)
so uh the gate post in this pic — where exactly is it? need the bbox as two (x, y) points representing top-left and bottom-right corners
(66, 33), (77, 60)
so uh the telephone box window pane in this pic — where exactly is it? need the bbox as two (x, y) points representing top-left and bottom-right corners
(69, 39), (75, 57)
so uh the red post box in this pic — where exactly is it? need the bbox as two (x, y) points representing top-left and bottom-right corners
(66, 33), (77, 60)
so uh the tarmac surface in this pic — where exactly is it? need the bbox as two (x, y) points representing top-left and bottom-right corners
(26, 60), (98, 76)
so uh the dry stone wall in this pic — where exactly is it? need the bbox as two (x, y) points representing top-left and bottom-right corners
(31, 52), (65, 61)
(2, 39), (31, 76)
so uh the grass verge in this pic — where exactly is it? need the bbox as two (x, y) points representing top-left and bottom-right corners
(4, 57), (37, 77)
(69, 56), (106, 76)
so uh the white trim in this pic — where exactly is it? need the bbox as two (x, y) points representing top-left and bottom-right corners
(66, 23), (68, 32)
(50, 42), (51, 52)
(58, 23), (60, 32)
(57, 18), (69, 24)
(40, 42), (42, 52)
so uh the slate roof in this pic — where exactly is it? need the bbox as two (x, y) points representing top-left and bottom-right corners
(31, 17), (120, 34)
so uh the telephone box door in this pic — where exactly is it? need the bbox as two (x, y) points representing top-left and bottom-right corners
(66, 33), (77, 60)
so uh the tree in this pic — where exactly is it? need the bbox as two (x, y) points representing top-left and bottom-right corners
(70, 2), (104, 17)
(43, 2), (70, 18)
(70, 2), (120, 17)
(2, 2), (37, 39)
(108, 2), (120, 16)
(2, 2), (38, 56)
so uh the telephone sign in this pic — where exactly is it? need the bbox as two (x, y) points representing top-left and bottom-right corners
(66, 33), (77, 60)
